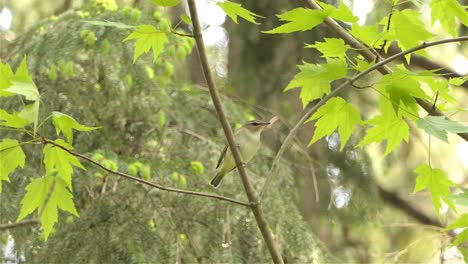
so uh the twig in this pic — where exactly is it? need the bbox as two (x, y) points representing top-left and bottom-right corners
(261, 36), (468, 200)
(0, 219), (40, 231)
(186, 0), (284, 263)
(42, 138), (250, 207)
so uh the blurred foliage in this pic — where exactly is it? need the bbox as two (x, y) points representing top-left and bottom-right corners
(0, 4), (327, 263)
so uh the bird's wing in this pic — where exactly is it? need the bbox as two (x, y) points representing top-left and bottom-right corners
(216, 145), (228, 169)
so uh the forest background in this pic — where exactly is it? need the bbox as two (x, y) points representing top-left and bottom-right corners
(1, 0), (468, 263)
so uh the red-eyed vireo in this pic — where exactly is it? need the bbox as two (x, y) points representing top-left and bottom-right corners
(209, 120), (270, 187)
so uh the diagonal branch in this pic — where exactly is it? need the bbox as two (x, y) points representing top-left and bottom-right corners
(0, 219), (40, 231)
(42, 138), (250, 207)
(261, 36), (468, 200)
(186, 0), (284, 263)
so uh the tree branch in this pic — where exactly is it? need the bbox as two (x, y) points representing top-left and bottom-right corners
(186, 0), (283, 262)
(261, 35), (468, 200)
(42, 138), (250, 207)
(0, 219), (40, 231)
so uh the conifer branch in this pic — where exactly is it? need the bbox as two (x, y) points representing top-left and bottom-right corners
(186, 0), (284, 263)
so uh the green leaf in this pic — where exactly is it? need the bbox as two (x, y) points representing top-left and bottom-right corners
(413, 164), (456, 216)
(417, 116), (468, 142)
(157, 109), (166, 129)
(449, 77), (468, 86)
(357, 98), (409, 155)
(446, 214), (468, 230)
(349, 24), (383, 48)
(445, 214), (468, 246)
(382, 10), (434, 62)
(84, 20), (135, 29)
(445, 190), (468, 206)
(306, 97), (362, 150)
(52, 112), (100, 144)
(285, 59), (347, 107)
(0, 109), (30, 128)
(123, 25), (169, 63)
(318, 0), (358, 23)
(431, 0), (468, 37)
(17, 176), (79, 240)
(263, 8), (330, 34)
(305, 38), (350, 59)
(217, 1), (262, 25)
(180, 14), (192, 25)
(0, 61), (14, 97)
(0, 139), (25, 192)
(43, 139), (86, 190)
(149, 0), (180, 6)
(375, 68), (429, 118)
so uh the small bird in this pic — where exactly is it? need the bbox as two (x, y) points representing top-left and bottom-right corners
(209, 120), (270, 187)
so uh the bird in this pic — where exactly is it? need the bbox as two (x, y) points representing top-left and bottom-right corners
(209, 120), (270, 187)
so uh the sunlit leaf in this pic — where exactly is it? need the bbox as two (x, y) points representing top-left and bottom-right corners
(263, 8), (330, 34)
(306, 97), (362, 150)
(217, 1), (263, 24)
(0, 109), (30, 128)
(357, 98), (409, 155)
(305, 38), (350, 59)
(318, 0), (358, 23)
(123, 24), (169, 63)
(17, 176), (79, 240)
(43, 139), (86, 190)
(0, 139), (25, 192)
(413, 164), (456, 216)
(52, 112), (100, 144)
(431, 0), (468, 37)
(285, 59), (347, 107)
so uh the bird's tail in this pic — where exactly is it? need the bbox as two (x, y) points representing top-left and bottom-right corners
(209, 171), (225, 187)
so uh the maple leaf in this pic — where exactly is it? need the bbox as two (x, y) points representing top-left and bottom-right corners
(43, 139), (86, 190)
(52, 112), (100, 144)
(357, 98), (409, 155)
(306, 97), (362, 150)
(0, 139), (25, 192)
(417, 116), (468, 143)
(318, 0), (358, 23)
(17, 176), (79, 240)
(375, 67), (429, 118)
(285, 59), (347, 107)
(445, 214), (468, 246)
(431, 0), (468, 37)
(217, 1), (263, 25)
(305, 38), (350, 59)
(382, 10), (434, 62)
(0, 109), (30, 128)
(124, 25), (169, 63)
(263, 8), (330, 34)
(413, 164), (456, 216)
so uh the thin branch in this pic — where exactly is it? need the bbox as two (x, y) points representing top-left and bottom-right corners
(42, 138), (250, 207)
(261, 36), (468, 199)
(0, 219), (40, 231)
(186, 0), (284, 263)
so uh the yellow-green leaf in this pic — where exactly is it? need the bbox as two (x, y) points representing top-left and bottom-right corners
(263, 8), (330, 34)
(149, 0), (180, 7)
(413, 164), (456, 216)
(123, 24), (169, 63)
(0, 139), (25, 192)
(52, 112), (100, 144)
(217, 1), (263, 25)
(43, 139), (86, 190)
(431, 0), (468, 37)
(306, 97), (362, 150)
